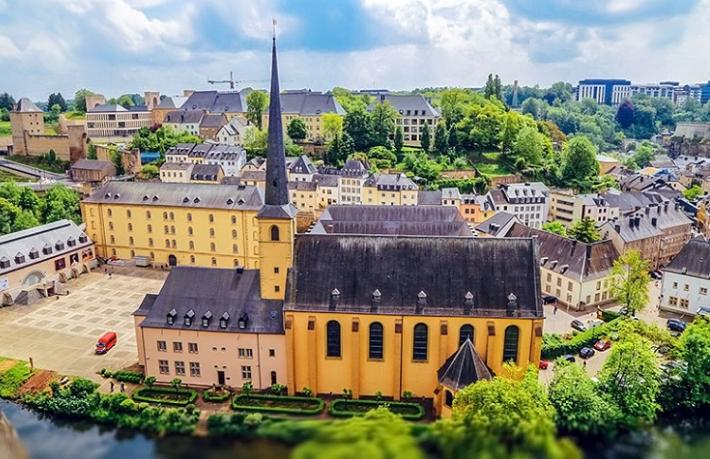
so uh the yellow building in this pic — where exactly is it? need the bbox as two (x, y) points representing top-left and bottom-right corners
(262, 90), (345, 143)
(362, 173), (418, 206)
(81, 182), (265, 269)
(283, 233), (544, 415)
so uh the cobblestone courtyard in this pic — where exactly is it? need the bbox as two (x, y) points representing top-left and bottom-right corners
(0, 266), (167, 380)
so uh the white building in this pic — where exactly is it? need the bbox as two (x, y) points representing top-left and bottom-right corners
(485, 182), (550, 229)
(163, 110), (204, 137)
(215, 118), (250, 146)
(660, 237), (710, 316)
(163, 143), (246, 177)
(339, 159), (369, 204)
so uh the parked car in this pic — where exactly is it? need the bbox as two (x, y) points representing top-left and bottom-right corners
(619, 306), (630, 316)
(539, 360), (550, 370)
(666, 318), (687, 333)
(562, 354), (576, 363)
(650, 270), (663, 280)
(570, 319), (587, 332)
(594, 339), (612, 351)
(542, 295), (557, 304)
(579, 347), (596, 359)
(588, 319), (604, 329)
(95, 331), (117, 354)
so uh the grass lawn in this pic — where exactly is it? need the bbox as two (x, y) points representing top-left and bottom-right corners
(0, 359), (34, 399)
(472, 151), (514, 177)
(0, 120), (11, 136)
(64, 111), (86, 120)
(44, 123), (60, 135)
(7, 154), (69, 174)
(0, 169), (36, 182)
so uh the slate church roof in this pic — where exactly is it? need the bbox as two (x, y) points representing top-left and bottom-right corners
(285, 235), (542, 318)
(437, 339), (492, 391)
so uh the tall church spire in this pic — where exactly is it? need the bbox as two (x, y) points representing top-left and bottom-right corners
(263, 26), (289, 207)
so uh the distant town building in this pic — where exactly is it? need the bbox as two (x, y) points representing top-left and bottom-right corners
(86, 103), (152, 141)
(215, 117), (250, 146)
(263, 90), (345, 143)
(367, 93), (440, 146)
(576, 79), (631, 105)
(159, 162), (193, 183)
(339, 159), (370, 205)
(485, 182), (549, 229)
(151, 95), (187, 124)
(199, 113), (229, 140)
(459, 194), (496, 224)
(660, 237), (710, 316)
(362, 173), (418, 206)
(164, 143), (246, 177)
(163, 110), (204, 137)
(548, 189), (619, 227)
(70, 159), (116, 186)
(577, 79), (710, 105)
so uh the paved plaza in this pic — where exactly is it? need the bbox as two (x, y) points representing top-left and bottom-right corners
(0, 266), (167, 381)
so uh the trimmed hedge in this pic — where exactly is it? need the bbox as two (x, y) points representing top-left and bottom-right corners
(203, 389), (231, 403)
(329, 399), (425, 421)
(232, 394), (324, 415)
(112, 371), (144, 384)
(601, 309), (621, 322)
(541, 318), (620, 359)
(132, 386), (198, 406)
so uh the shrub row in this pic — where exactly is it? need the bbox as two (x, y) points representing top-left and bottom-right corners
(99, 369), (144, 384)
(541, 318), (621, 359)
(601, 309), (621, 322)
(207, 412), (325, 443)
(328, 399), (425, 421)
(132, 386), (198, 407)
(232, 394), (324, 415)
(203, 389), (231, 403)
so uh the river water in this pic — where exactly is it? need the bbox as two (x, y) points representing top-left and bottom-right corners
(2, 399), (708, 459)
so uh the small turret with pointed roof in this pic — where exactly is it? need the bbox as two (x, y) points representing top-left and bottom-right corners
(258, 25), (296, 219)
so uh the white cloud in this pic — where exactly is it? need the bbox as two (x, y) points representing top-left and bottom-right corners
(0, 34), (20, 58)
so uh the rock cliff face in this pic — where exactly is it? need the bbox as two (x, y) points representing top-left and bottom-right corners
(668, 137), (710, 158)
(0, 411), (28, 459)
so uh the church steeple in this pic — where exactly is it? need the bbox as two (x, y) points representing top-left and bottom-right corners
(263, 29), (290, 208)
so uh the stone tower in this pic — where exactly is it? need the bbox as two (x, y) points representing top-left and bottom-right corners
(10, 98), (44, 155)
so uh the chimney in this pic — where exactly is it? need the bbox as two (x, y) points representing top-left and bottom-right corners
(506, 293), (518, 317)
(628, 217), (634, 228)
(635, 216), (641, 227)
(651, 217), (658, 226)
(371, 289), (381, 312)
(329, 288), (340, 311)
(416, 290), (427, 314)
(645, 207), (650, 215)
(615, 224), (621, 233)
(464, 291), (474, 314)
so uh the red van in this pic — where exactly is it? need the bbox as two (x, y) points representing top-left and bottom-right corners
(96, 332), (117, 354)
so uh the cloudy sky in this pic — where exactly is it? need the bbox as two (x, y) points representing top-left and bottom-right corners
(1, 0), (709, 101)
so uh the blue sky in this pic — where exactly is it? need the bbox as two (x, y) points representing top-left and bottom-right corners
(0, 0), (708, 101)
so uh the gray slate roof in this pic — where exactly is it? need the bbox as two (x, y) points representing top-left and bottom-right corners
(181, 90), (248, 113)
(280, 91), (345, 115)
(71, 159), (113, 171)
(505, 222), (619, 282)
(200, 113), (228, 128)
(156, 96), (187, 110)
(368, 94), (439, 117)
(191, 163), (223, 181)
(0, 220), (92, 275)
(88, 103), (127, 113)
(418, 191), (442, 206)
(14, 98), (42, 113)
(285, 235), (542, 317)
(341, 159), (369, 177)
(663, 237), (710, 279)
(165, 110), (204, 124)
(135, 267), (283, 334)
(475, 212), (518, 237)
(288, 155), (317, 175)
(600, 202), (691, 242)
(364, 173), (417, 190)
(83, 181), (263, 210)
(437, 339), (492, 391)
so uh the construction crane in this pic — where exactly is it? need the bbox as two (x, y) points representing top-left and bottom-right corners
(207, 72), (266, 90)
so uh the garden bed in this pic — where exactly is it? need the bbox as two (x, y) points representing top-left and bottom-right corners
(329, 399), (425, 420)
(232, 394), (324, 415)
(203, 389), (231, 403)
(132, 386), (197, 406)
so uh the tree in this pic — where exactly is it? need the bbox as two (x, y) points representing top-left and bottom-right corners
(627, 141), (656, 170)
(521, 97), (546, 119)
(393, 125), (404, 160)
(598, 334), (660, 428)
(170, 378), (183, 393)
(47, 93), (67, 112)
(18, 186), (39, 214)
(144, 376), (156, 389)
(0, 92), (15, 111)
(434, 367), (580, 459)
(73, 89), (95, 113)
(483, 73), (502, 100)
(141, 164), (159, 179)
(287, 118), (307, 142)
(561, 136), (599, 189)
(677, 317), (710, 409)
(110, 149), (125, 176)
(542, 221), (567, 237)
(433, 122), (448, 156)
(0, 198), (21, 235)
(510, 126), (545, 168)
(117, 94), (135, 109)
(326, 133), (354, 166)
(420, 125), (431, 152)
(243, 128), (268, 158)
(631, 103), (657, 139)
(293, 408), (423, 459)
(611, 249), (651, 316)
(684, 185), (704, 201)
(322, 113), (344, 140)
(370, 101), (399, 147)
(344, 107), (372, 151)
(439, 88), (473, 126)
(367, 146), (397, 170)
(41, 185), (81, 225)
(549, 360), (619, 435)
(246, 91), (268, 129)
(568, 217), (601, 243)
(87, 143), (97, 160)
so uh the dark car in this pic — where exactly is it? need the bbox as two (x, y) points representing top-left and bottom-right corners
(579, 347), (596, 359)
(562, 354), (576, 363)
(650, 271), (663, 280)
(571, 319), (587, 332)
(542, 294), (557, 305)
(667, 318), (687, 333)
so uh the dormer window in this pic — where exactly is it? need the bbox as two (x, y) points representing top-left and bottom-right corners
(78, 234), (88, 243)
(167, 308), (177, 325)
(0, 257), (10, 269)
(184, 309), (195, 327)
(202, 311), (213, 327)
(55, 241), (65, 251)
(42, 244), (52, 255)
(67, 238), (76, 247)
(29, 248), (39, 260)
(14, 253), (25, 264)
(238, 312), (248, 330)
(219, 312), (230, 329)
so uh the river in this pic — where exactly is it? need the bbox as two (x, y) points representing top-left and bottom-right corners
(2, 399), (708, 459)
(0, 400), (290, 459)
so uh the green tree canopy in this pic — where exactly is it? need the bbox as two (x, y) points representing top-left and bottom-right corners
(344, 107), (373, 151)
(611, 249), (651, 316)
(568, 217), (601, 243)
(420, 125), (431, 152)
(47, 93), (67, 112)
(393, 125), (404, 160)
(367, 146), (397, 170)
(370, 101), (399, 148)
(246, 91), (268, 129)
(322, 113), (344, 139)
(73, 89), (95, 113)
(41, 185), (81, 225)
(561, 136), (599, 189)
(678, 317), (710, 409)
(543, 221), (568, 237)
(683, 185), (704, 201)
(433, 122), (449, 156)
(287, 118), (308, 142)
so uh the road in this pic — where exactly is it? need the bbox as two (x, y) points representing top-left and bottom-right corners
(0, 158), (67, 181)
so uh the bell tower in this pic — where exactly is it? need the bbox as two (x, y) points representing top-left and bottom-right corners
(257, 28), (297, 300)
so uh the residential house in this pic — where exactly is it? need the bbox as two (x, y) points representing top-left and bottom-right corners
(263, 90), (346, 143)
(163, 110), (204, 137)
(367, 93), (440, 146)
(151, 95), (187, 124)
(160, 162), (193, 183)
(339, 159), (369, 205)
(70, 159), (116, 186)
(660, 237), (710, 316)
(362, 173), (418, 206)
(288, 155), (317, 182)
(86, 103), (151, 141)
(597, 155), (621, 175)
(485, 182), (550, 229)
(475, 212), (519, 237)
(215, 117), (250, 146)
(190, 164), (224, 184)
(548, 189), (619, 227)
(199, 113), (228, 140)
(459, 194), (496, 224)
(164, 143), (246, 177)
(180, 89), (250, 122)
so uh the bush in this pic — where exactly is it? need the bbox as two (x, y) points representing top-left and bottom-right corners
(111, 370), (143, 384)
(132, 386), (198, 407)
(328, 399), (425, 421)
(601, 309), (621, 322)
(542, 318), (621, 359)
(207, 412), (324, 443)
(232, 394), (324, 415)
(203, 388), (231, 403)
